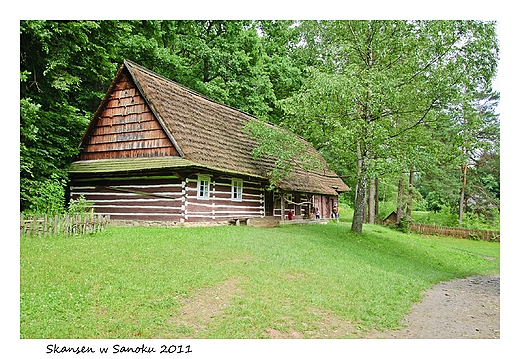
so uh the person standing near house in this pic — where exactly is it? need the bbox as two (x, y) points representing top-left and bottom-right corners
(332, 205), (339, 221)
(315, 207), (320, 219)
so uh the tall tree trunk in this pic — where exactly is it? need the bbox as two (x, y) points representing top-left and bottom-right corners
(367, 178), (375, 224)
(352, 34), (374, 232)
(362, 194), (367, 223)
(352, 174), (367, 234)
(396, 175), (405, 223)
(459, 113), (468, 227)
(459, 162), (468, 226)
(351, 141), (366, 234)
(375, 177), (379, 221)
(406, 170), (414, 218)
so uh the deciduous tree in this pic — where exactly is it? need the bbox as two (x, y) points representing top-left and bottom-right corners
(276, 20), (499, 234)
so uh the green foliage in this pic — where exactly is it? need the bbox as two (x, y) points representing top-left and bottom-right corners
(410, 206), (499, 230)
(67, 194), (94, 215)
(21, 174), (66, 216)
(460, 210), (500, 230)
(20, 98), (41, 181)
(416, 165), (462, 213)
(20, 20), (112, 212)
(413, 206), (459, 227)
(19, 20), (308, 212)
(243, 119), (323, 186)
(273, 20), (499, 234)
(465, 150), (500, 219)
(20, 224), (499, 338)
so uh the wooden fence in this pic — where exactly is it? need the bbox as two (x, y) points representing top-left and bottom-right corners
(20, 213), (110, 237)
(408, 223), (500, 242)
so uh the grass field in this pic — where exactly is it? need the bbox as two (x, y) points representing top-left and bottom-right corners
(20, 221), (500, 339)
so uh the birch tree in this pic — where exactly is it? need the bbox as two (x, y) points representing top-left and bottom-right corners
(278, 20), (499, 234)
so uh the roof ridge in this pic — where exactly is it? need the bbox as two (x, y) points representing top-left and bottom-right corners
(123, 59), (257, 121)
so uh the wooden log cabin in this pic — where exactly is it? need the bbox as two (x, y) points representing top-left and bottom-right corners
(68, 60), (349, 224)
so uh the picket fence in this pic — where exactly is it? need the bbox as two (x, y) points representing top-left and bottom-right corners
(408, 223), (500, 242)
(20, 213), (110, 237)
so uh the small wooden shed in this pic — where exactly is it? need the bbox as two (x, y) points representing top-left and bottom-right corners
(383, 211), (398, 225)
(68, 60), (349, 223)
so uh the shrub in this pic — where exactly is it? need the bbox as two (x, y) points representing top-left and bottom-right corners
(396, 216), (412, 233)
(68, 194), (94, 214)
(21, 174), (66, 216)
(417, 205), (458, 227)
(462, 210), (500, 230)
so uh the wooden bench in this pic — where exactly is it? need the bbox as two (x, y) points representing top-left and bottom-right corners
(229, 218), (251, 226)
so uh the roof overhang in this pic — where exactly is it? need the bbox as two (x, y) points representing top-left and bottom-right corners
(69, 156), (267, 181)
(68, 157), (345, 195)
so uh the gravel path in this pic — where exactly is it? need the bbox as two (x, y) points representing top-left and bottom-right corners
(368, 275), (500, 339)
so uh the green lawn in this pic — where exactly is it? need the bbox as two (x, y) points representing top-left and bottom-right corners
(20, 222), (499, 339)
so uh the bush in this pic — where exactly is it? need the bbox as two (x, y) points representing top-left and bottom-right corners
(462, 210), (500, 230)
(396, 216), (412, 233)
(414, 205), (458, 227)
(410, 206), (499, 231)
(21, 174), (66, 216)
(67, 194), (94, 214)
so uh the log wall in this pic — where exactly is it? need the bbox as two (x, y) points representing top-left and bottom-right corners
(183, 176), (265, 221)
(70, 174), (267, 222)
(70, 172), (339, 223)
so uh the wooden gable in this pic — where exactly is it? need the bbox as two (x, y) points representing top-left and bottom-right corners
(79, 72), (179, 161)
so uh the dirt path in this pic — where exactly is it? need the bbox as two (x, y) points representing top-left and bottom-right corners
(166, 275), (499, 339)
(367, 275), (500, 339)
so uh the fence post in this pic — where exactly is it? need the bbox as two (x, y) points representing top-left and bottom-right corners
(58, 215), (62, 236)
(20, 213), (24, 236)
(30, 215), (36, 237)
(406, 223), (500, 241)
(21, 213), (111, 237)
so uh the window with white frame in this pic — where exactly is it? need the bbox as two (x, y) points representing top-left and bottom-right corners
(231, 179), (243, 201)
(197, 175), (211, 199)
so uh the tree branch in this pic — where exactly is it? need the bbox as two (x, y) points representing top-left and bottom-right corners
(398, 38), (460, 88)
(347, 21), (368, 65)
(389, 100), (437, 138)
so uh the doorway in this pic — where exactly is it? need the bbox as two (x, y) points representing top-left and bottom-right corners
(264, 189), (274, 217)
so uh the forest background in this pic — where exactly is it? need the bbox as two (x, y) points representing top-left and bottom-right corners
(19, 19), (501, 233)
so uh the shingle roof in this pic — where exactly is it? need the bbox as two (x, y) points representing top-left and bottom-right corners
(75, 60), (349, 195)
